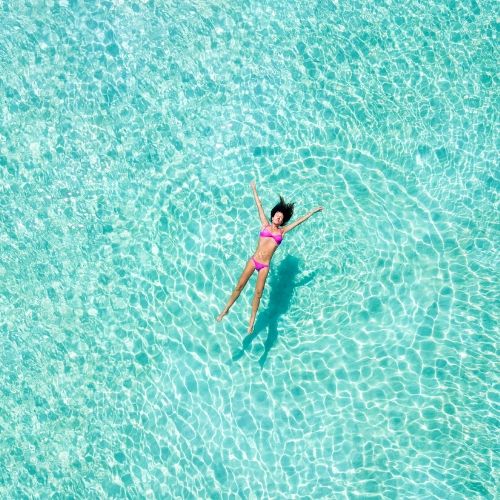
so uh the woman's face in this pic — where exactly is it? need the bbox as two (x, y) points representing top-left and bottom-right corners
(272, 212), (284, 226)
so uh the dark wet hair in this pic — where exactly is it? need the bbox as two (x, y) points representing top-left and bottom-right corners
(271, 195), (295, 226)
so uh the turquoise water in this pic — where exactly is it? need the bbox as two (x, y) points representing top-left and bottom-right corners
(0, 0), (498, 497)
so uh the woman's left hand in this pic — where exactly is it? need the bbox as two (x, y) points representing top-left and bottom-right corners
(313, 206), (323, 213)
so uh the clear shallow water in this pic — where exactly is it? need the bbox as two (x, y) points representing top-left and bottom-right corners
(0, 0), (498, 498)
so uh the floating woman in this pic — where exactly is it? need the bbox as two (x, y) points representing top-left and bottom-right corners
(217, 180), (323, 333)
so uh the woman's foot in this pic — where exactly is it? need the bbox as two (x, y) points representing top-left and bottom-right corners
(217, 311), (227, 322)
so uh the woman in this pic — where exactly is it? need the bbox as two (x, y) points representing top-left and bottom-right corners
(217, 180), (323, 333)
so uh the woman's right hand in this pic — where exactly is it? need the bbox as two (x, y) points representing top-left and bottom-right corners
(250, 180), (256, 189)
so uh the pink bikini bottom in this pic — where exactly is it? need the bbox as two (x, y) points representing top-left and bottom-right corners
(251, 256), (269, 271)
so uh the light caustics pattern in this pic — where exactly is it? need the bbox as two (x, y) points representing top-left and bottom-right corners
(0, 0), (497, 498)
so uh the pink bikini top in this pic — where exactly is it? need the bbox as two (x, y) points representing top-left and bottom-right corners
(259, 225), (283, 245)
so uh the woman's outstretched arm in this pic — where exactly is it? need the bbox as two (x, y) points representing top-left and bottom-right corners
(282, 206), (323, 234)
(250, 181), (269, 226)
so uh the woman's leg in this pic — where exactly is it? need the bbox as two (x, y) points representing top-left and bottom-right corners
(248, 266), (270, 333)
(217, 259), (255, 321)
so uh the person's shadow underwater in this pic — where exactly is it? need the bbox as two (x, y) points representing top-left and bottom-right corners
(232, 255), (317, 368)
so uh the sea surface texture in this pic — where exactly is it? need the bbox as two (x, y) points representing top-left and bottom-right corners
(0, 0), (498, 498)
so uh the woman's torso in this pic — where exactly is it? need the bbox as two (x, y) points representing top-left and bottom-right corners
(253, 225), (284, 264)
